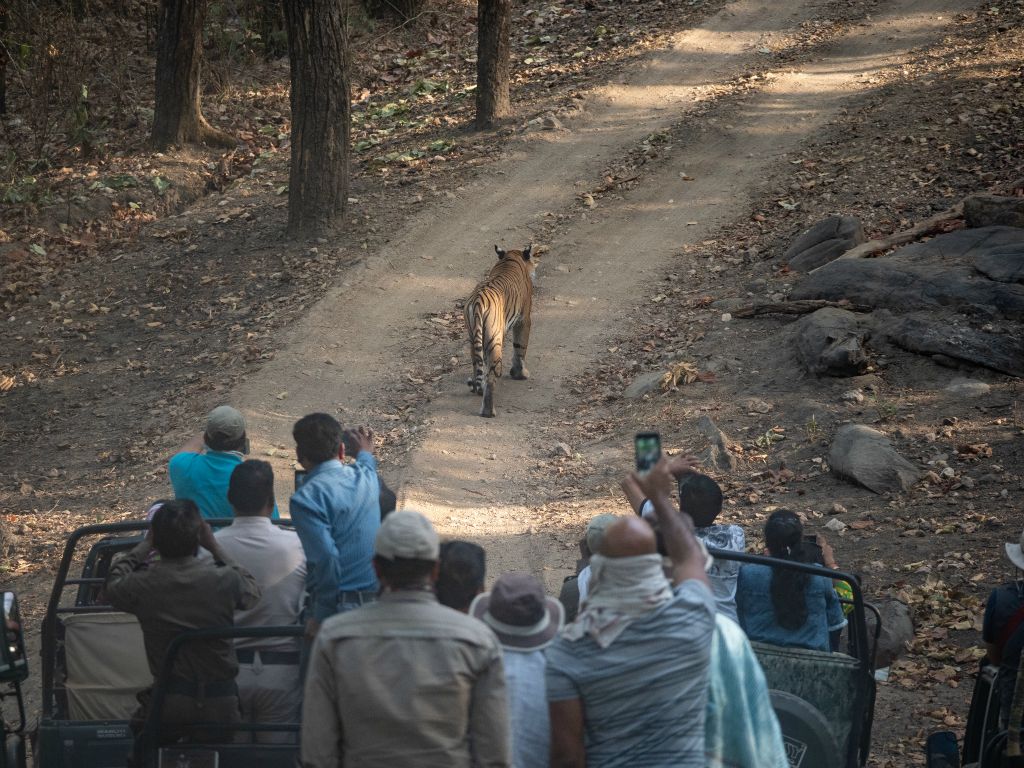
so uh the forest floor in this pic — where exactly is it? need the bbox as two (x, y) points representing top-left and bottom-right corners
(2, 0), (1024, 763)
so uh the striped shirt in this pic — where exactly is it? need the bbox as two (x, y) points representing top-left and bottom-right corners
(545, 580), (715, 768)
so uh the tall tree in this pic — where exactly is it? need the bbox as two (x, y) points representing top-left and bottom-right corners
(282, 0), (350, 238)
(475, 0), (510, 129)
(151, 0), (234, 149)
(0, 2), (8, 115)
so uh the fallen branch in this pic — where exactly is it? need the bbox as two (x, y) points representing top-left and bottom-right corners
(807, 202), (964, 274)
(732, 299), (873, 318)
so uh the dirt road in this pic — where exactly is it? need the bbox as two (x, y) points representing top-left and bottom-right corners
(234, 0), (980, 589)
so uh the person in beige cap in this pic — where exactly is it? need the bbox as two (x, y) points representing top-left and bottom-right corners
(301, 510), (511, 768)
(169, 405), (278, 519)
(981, 528), (1024, 724)
(557, 513), (618, 622)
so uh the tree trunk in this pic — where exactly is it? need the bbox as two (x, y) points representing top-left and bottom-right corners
(151, 0), (234, 149)
(282, 0), (350, 238)
(475, 0), (510, 130)
(0, 2), (7, 115)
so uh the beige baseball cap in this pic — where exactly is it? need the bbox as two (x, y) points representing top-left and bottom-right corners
(586, 514), (620, 555)
(375, 510), (440, 560)
(206, 405), (246, 442)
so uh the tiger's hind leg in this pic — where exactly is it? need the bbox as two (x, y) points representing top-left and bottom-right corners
(509, 310), (531, 381)
(480, 324), (502, 418)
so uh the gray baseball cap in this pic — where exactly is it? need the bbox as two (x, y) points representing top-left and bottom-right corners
(375, 510), (440, 560)
(206, 405), (246, 442)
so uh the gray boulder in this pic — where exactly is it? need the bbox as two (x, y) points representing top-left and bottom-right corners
(829, 424), (921, 494)
(696, 415), (739, 473)
(784, 215), (865, 272)
(975, 244), (1024, 283)
(865, 599), (915, 669)
(964, 195), (1024, 229)
(883, 314), (1024, 378)
(624, 371), (663, 399)
(944, 378), (992, 397)
(792, 227), (1024, 320)
(795, 308), (871, 377)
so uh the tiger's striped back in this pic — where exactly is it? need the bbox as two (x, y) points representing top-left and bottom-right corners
(464, 245), (537, 418)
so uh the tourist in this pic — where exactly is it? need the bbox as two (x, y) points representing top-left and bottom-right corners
(169, 405), (279, 519)
(105, 500), (260, 746)
(212, 460), (306, 743)
(472, 572), (563, 768)
(301, 510), (510, 767)
(736, 509), (846, 652)
(546, 459), (715, 767)
(290, 413), (381, 638)
(436, 540), (486, 613)
(623, 457), (744, 620)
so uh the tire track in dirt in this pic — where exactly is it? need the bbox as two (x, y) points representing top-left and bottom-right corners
(234, 0), (980, 588)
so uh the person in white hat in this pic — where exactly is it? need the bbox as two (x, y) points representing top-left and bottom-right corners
(168, 405), (278, 520)
(301, 511), (511, 768)
(981, 528), (1024, 724)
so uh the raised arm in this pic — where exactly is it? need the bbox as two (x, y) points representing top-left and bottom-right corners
(629, 458), (709, 587)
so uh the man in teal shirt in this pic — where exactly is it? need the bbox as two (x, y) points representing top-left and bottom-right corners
(169, 405), (279, 519)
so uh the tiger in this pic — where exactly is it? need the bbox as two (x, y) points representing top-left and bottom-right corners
(464, 244), (538, 418)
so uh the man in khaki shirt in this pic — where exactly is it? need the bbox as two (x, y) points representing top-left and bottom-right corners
(301, 510), (511, 768)
(106, 498), (261, 744)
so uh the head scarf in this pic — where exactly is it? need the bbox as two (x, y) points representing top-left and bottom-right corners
(562, 553), (673, 648)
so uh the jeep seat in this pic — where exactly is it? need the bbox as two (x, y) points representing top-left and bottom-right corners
(753, 641), (862, 758)
(63, 612), (152, 720)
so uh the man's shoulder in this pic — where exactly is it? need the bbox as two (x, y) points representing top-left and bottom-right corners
(698, 524), (745, 551)
(321, 598), (500, 647)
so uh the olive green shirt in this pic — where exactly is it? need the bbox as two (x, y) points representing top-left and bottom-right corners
(301, 590), (511, 768)
(105, 540), (261, 683)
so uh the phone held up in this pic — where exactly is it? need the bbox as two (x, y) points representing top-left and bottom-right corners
(634, 431), (662, 476)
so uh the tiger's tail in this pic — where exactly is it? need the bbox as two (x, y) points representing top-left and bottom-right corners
(465, 298), (486, 396)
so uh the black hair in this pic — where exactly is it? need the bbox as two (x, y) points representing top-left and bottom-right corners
(293, 413), (343, 465)
(374, 556), (436, 590)
(436, 541), (486, 612)
(151, 499), (202, 558)
(678, 473), (723, 527)
(764, 509), (810, 630)
(228, 460), (275, 516)
(205, 432), (247, 453)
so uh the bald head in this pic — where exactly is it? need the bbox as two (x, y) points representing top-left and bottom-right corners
(601, 517), (657, 558)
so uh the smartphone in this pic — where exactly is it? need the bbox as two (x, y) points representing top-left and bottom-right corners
(294, 469), (308, 489)
(634, 432), (662, 475)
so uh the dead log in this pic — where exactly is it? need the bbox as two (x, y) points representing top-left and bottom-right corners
(807, 202), (964, 274)
(733, 299), (873, 318)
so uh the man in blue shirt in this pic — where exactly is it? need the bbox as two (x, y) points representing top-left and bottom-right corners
(290, 413), (381, 639)
(168, 405), (279, 520)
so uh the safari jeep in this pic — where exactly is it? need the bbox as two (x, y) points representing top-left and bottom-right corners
(37, 520), (301, 768)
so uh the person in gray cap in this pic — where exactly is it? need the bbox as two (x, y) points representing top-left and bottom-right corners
(557, 514), (618, 623)
(471, 572), (563, 768)
(301, 510), (511, 768)
(169, 405), (278, 520)
(981, 528), (1024, 723)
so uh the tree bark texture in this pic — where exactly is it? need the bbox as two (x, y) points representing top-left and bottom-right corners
(151, 0), (234, 149)
(0, 2), (8, 115)
(475, 0), (510, 129)
(283, 0), (350, 238)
